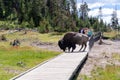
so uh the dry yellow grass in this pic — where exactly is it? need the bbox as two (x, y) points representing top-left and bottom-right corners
(103, 31), (117, 39)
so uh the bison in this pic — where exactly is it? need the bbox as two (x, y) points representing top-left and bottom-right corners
(58, 32), (89, 52)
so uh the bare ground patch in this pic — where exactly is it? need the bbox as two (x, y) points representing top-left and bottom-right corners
(31, 41), (62, 52)
(78, 40), (120, 78)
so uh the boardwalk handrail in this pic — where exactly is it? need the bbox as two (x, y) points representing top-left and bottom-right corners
(93, 32), (102, 42)
(89, 31), (102, 50)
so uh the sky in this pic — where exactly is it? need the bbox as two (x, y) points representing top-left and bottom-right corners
(77, 0), (120, 24)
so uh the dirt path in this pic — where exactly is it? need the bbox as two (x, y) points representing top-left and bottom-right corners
(78, 40), (120, 77)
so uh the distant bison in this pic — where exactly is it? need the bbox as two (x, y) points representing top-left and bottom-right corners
(58, 32), (88, 52)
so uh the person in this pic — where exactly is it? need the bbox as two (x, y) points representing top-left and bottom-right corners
(87, 29), (93, 37)
(83, 28), (88, 34)
(79, 28), (86, 34)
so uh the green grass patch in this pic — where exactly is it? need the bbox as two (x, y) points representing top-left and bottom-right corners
(91, 65), (120, 80)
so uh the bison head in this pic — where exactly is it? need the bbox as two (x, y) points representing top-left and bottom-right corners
(58, 39), (66, 52)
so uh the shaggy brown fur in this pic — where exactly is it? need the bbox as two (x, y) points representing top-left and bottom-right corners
(58, 32), (88, 52)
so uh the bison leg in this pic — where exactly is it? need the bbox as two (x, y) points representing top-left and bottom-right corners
(71, 44), (76, 52)
(79, 44), (83, 51)
(68, 44), (76, 52)
(83, 43), (87, 51)
(68, 46), (71, 52)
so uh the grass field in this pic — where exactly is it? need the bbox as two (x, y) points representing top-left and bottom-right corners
(0, 30), (62, 80)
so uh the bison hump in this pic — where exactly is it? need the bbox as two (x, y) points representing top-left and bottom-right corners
(63, 32), (76, 41)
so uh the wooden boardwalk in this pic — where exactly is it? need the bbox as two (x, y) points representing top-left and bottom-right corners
(11, 42), (89, 80)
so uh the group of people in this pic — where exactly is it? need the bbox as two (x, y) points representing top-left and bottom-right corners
(79, 27), (93, 37)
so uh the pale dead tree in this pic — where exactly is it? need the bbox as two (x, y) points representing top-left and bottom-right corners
(79, 2), (90, 20)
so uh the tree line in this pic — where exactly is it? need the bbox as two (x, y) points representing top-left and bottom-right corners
(0, 0), (108, 32)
